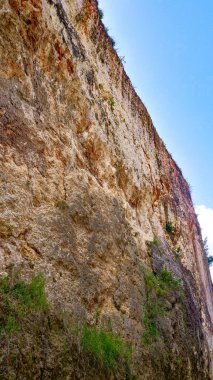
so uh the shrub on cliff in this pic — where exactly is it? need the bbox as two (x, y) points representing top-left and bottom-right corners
(98, 9), (104, 20)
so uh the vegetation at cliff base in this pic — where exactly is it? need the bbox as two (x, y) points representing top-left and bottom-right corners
(0, 270), (132, 378)
(0, 272), (48, 333)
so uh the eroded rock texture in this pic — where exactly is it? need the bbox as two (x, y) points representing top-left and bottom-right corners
(0, 0), (212, 379)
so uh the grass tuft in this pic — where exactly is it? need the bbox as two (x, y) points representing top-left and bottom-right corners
(81, 326), (132, 370)
(0, 273), (48, 333)
(0, 270), (133, 377)
(142, 267), (183, 344)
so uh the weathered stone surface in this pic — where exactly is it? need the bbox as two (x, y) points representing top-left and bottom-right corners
(0, 0), (212, 378)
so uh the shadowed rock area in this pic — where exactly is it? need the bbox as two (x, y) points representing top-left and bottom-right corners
(0, 0), (212, 379)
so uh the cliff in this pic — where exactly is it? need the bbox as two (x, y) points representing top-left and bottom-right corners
(0, 0), (212, 379)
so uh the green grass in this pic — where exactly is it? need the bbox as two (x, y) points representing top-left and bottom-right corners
(0, 273), (48, 333)
(142, 267), (182, 344)
(142, 309), (159, 344)
(0, 273), (48, 312)
(5, 315), (20, 333)
(0, 271), (133, 376)
(144, 267), (181, 297)
(81, 326), (132, 370)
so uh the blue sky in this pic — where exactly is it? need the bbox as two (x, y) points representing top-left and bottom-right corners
(99, 0), (213, 267)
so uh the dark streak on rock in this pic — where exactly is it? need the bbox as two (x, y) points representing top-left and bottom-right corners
(46, 0), (86, 60)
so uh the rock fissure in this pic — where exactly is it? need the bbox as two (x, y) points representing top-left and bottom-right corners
(46, 0), (86, 60)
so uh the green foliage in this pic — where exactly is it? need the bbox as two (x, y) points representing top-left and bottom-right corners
(152, 238), (161, 247)
(81, 326), (132, 370)
(203, 237), (213, 266)
(0, 270), (132, 377)
(142, 308), (159, 344)
(149, 237), (163, 256)
(0, 273), (48, 333)
(144, 267), (181, 297)
(158, 268), (182, 291)
(95, 306), (101, 325)
(208, 256), (213, 266)
(175, 246), (181, 255)
(203, 237), (209, 255)
(98, 9), (104, 20)
(110, 36), (116, 48)
(56, 199), (69, 210)
(166, 222), (174, 235)
(109, 97), (116, 109)
(142, 267), (182, 344)
(5, 315), (20, 333)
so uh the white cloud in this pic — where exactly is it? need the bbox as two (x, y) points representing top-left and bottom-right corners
(195, 205), (213, 278)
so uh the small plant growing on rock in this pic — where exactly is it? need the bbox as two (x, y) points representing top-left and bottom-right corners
(110, 36), (116, 48)
(146, 237), (163, 256)
(0, 272), (48, 334)
(203, 237), (213, 266)
(174, 246), (181, 259)
(81, 326), (132, 370)
(56, 199), (69, 210)
(166, 222), (174, 235)
(109, 97), (116, 109)
(98, 9), (104, 20)
(208, 256), (213, 266)
(152, 237), (163, 254)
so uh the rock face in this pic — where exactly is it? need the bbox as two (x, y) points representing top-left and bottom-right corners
(0, 0), (213, 379)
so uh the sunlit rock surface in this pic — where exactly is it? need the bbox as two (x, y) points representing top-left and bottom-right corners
(0, 0), (212, 378)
